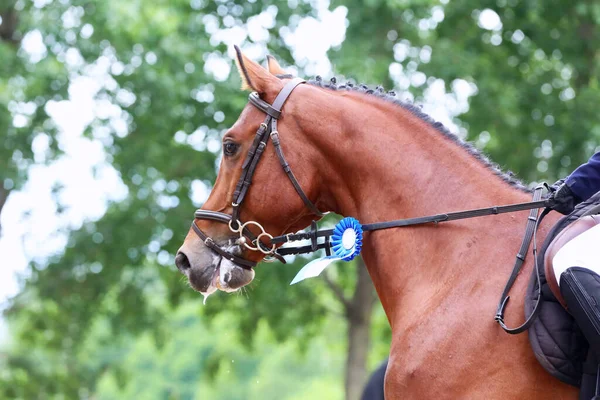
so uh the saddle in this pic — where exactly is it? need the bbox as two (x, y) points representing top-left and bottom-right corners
(526, 191), (600, 387)
(544, 215), (600, 309)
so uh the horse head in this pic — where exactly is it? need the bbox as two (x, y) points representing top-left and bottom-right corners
(176, 47), (329, 296)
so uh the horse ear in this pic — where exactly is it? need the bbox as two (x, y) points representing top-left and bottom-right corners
(266, 55), (287, 76)
(233, 45), (281, 94)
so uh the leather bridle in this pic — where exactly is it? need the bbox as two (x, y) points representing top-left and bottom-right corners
(191, 78), (324, 270)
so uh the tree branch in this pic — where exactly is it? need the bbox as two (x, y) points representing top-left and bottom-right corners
(0, 4), (20, 46)
(322, 303), (345, 319)
(323, 271), (351, 311)
(344, 258), (376, 400)
(0, 187), (9, 235)
(348, 258), (376, 323)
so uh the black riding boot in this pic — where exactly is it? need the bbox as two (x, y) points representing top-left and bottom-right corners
(561, 267), (600, 356)
(560, 267), (600, 400)
(579, 351), (600, 400)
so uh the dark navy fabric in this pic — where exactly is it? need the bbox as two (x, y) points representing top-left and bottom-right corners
(566, 152), (600, 202)
(361, 359), (388, 400)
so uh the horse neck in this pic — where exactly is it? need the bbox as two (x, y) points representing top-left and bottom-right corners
(297, 91), (534, 325)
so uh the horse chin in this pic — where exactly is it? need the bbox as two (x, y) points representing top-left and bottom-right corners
(213, 257), (255, 293)
(181, 243), (255, 296)
(198, 259), (254, 298)
(204, 258), (255, 297)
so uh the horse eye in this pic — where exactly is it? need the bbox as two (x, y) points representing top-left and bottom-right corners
(223, 141), (239, 157)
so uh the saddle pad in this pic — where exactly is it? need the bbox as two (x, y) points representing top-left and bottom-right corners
(524, 192), (600, 386)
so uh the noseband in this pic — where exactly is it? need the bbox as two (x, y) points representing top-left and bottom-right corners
(191, 78), (325, 269)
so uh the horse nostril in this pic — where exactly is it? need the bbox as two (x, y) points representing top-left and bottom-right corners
(175, 252), (191, 272)
(224, 272), (231, 283)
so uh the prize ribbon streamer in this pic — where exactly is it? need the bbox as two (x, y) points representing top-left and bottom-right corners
(290, 217), (363, 285)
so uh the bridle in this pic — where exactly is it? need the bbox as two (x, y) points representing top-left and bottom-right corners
(191, 78), (324, 269)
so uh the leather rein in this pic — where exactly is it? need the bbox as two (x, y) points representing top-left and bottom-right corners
(190, 78), (556, 334)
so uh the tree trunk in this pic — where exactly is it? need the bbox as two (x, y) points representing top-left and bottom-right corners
(0, 0), (17, 233)
(344, 258), (376, 400)
(0, 187), (8, 235)
(0, 3), (19, 45)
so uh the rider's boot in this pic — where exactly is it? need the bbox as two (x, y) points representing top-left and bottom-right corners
(579, 351), (600, 400)
(560, 267), (600, 357)
(560, 267), (600, 400)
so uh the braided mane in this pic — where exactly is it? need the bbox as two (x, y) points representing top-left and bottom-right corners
(306, 76), (529, 192)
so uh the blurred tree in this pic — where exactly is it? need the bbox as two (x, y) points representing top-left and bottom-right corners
(92, 304), (347, 400)
(0, 0), (69, 233)
(4, 0), (600, 399)
(1, 1), (382, 399)
(332, 0), (600, 181)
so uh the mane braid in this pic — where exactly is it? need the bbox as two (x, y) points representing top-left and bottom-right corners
(307, 76), (529, 192)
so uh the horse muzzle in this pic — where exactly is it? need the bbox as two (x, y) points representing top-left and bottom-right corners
(176, 239), (255, 294)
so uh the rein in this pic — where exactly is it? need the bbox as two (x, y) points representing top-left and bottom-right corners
(272, 195), (552, 254)
(190, 78), (557, 334)
(272, 187), (551, 335)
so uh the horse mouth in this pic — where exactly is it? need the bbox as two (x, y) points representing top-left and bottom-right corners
(210, 263), (242, 293)
(175, 245), (254, 296)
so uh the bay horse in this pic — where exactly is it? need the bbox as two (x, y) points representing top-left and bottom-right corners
(175, 47), (576, 398)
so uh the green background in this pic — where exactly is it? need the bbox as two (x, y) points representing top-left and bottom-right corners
(2, 0), (599, 399)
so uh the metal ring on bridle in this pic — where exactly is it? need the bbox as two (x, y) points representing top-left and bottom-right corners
(239, 220), (269, 251)
(243, 240), (260, 251)
(228, 218), (242, 233)
(256, 232), (276, 254)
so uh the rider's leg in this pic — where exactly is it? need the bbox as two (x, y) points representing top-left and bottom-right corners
(554, 223), (600, 356)
(580, 351), (600, 400)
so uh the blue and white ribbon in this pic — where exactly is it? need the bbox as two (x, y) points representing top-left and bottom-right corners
(290, 217), (363, 285)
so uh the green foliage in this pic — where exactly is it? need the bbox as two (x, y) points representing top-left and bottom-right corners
(331, 0), (600, 181)
(3, 0), (600, 398)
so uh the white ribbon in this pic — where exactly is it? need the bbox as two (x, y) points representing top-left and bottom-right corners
(290, 255), (342, 285)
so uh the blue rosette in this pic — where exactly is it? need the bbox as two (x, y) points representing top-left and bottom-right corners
(290, 217), (363, 285)
(331, 217), (363, 261)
